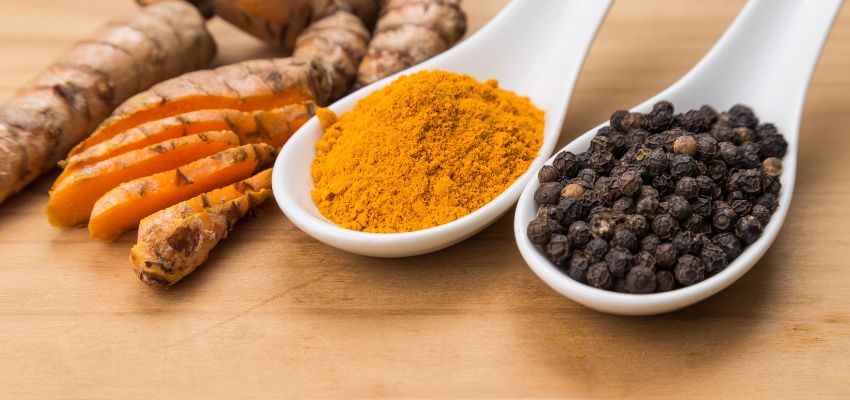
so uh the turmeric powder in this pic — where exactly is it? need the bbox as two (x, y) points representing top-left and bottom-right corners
(311, 70), (544, 233)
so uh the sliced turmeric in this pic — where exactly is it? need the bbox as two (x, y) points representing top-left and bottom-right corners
(46, 131), (239, 228)
(0, 1), (215, 204)
(138, 169), (272, 237)
(89, 143), (276, 242)
(69, 58), (333, 157)
(56, 103), (313, 187)
(130, 169), (273, 287)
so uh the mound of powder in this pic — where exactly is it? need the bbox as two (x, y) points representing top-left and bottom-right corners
(311, 70), (544, 233)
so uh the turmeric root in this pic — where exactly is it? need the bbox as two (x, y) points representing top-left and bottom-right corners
(69, 58), (332, 157)
(47, 131), (239, 228)
(0, 1), (215, 204)
(294, 8), (371, 100)
(138, 0), (379, 52)
(56, 103), (314, 186)
(356, 0), (467, 87)
(131, 187), (272, 287)
(89, 143), (275, 242)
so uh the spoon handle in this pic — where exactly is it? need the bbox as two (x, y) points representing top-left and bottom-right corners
(661, 0), (843, 123)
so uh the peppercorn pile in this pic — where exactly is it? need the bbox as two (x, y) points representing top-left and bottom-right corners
(527, 102), (786, 294)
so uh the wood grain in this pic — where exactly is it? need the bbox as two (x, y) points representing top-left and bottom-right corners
(1, 0), (849, 398)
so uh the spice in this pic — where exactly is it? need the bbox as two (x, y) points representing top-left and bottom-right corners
(528, 102), (786, 293)
(313, 70), (543, 232)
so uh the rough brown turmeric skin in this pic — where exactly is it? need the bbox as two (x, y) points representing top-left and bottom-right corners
(311, 70), (544, 233)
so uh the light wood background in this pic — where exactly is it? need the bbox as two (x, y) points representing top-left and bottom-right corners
(1, 0), (849, 398)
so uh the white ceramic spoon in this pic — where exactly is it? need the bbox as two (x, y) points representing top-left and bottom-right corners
(273, 0), (612, 257)
(515, 0), (843, 315)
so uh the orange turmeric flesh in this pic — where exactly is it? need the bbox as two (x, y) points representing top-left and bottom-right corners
(46, 131), (240, 228)
(138, 168), (272, 237)
(89, 143), (275, 242)
(69, 57), (332, 156)
(57, 103), (313, 188)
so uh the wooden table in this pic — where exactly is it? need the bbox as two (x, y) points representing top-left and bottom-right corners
(1, 1), (849, 398)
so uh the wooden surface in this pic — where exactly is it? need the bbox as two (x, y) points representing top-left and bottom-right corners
(1, 0), (849, 398)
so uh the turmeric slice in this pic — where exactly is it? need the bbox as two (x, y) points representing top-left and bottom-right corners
(46, 131), (239, 228)
(138, 169), (272, 237)
(57, 103), (313, 187)
(89, 143), (276, 242)
(130, 170), (271, 287)
(69, 58), (332, 156)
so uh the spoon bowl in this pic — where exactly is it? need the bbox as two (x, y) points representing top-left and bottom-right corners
(515, 0), (843, 315)
(273, 0), (611, 257)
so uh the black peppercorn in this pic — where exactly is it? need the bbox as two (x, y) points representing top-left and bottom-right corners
(712, 206), (737, 232)
(762, 173), (781, 196)
(553, 151), (582, 177)
(625, 267), (657, 294)
(567, 220), (593, 247)
(755, 123), (778, 139)
(651, 174), (675, 195)
(653, 100), (674, 113)
(567, 253), (590, 283)
(633, 250), (657, 271)
(576, 168), (598, 186)
(644, 148), (668, 176)
(706, 160), (727, 182)
(544, 234), (572, 266)
(691, 196), (713, 218)
(695, 134), (719, 159)
(590, 135), (609, 153)
(622, 214), (649, 238)
(718, 141), (739, 166)
(611, 227), (639, 252)
(621, 112), (645, 132)
(527, 218), (564, 246)
(713, 232), (742, 260)
(756, 193), (779, 213)
(584, 237), (610, 262)
(672, 231), (696, 255)
(738, 142), (761, 168)
(652, 213), (680, 239)
(729, 104), (759, 129)
(587, 262), (614, 289)
(655, 270), (675, 292)
(641, 234), (661, 253)
(605, 247), (633, 278)
(655, 242), (678, 269)
(674, 176), (699, 199)
(534, 182), (563, 205)
(536, 204), (561, 221)
(730, 199), (753, 215)
(612, 197), (635, 214)
(701, 243), (728, 276)
(751, 204), (771, 226)
(589, 212), (618, 240)
(636, 196), (660, 217)
(538, 165), (560, 183)
(588, 150), (615, 174)
(758, 134), (788, 158)
(610, 110), (629, 132)
(737, 169), (763, 194)
(670, 154), (697, 178)
(674, 254), (706, 286)
(735, 215), (763, 244)
(645, 108), (674, 133)
(732, 127), (755, 144)
(617, 170), (643, 196)
(712, 124), (735, 142)
(683, 214), (709, 233)
(667, 195), (692, 221)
